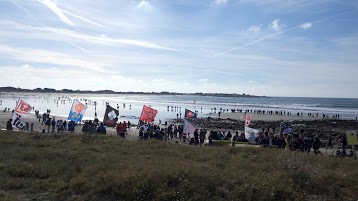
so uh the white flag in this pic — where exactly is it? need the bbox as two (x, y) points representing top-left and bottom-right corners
(245, 126), (259, 144)
(11, 112), (26, 130)
(183, 119), (197, 135)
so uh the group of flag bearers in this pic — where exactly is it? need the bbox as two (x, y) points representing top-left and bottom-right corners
(6, 99), (358, 158)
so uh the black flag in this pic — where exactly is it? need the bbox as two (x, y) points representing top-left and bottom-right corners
(103, 105), (119, 127)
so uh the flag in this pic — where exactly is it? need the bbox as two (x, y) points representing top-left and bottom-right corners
(183, 119), (197, 135)
(185, 109), (197, 118)
(15, 100), (31, 114)
(67, 100), (87, 122)
(139, 105), (158, 123)
(103, 105), (119, 127)
(245, 114), (252, 126)
(140, 124), (149, 133)
(11, 112), (26, 130)
(346, 130), (358, 145)
(280, 120), (293, 134)
(245, 126), (260, 144)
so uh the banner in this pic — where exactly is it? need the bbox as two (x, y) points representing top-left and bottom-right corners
(245, 126), (259, 144)
(103, 105), (119, 127)
(67, 100), (87, 122)
(245, 114), (252, 126)
(11, 112), (26, 130)
(183, 119), (197, 135)
(15, 100), (31, 114)
(346, 130), (358, 145)
(139, 105), (158, 123)
(280, 120), (293, 134)
(185, 109), (197, 119)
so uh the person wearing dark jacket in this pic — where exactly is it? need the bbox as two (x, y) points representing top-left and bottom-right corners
(194, 129), (199, 146)
(290, 134), (304, 151)
(238, 133), (249, 143)
(256, 132), (269, 146)
(277, 134), (286, 148)
(96, 122), (106, 134)
(233, 132), (239, 141)
(224, 131), (232, 141)
(6, 119), (13, 130)
(304, 136), (313, 154)
(313, 136), (321, 155)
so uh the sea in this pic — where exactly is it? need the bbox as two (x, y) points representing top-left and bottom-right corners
(1, 93), (358, 123)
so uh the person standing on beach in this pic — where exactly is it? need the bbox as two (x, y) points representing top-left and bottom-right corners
(68, 120), (75, 133)
(45, 118), (51, 133)
(194, 129), (199, 146)
(96, 122), (107, 135)
(6, 119), (13, 131)
(233, 132), (239, 141)
(42, 112), (47, 125)
(304, 136), (313, 154)
(313, 136), (321, 155)
(327, 136), (333, 148)
(51, 118), (56, 132)
(199, 129), (206, 146)
(63, 120), (67, 131)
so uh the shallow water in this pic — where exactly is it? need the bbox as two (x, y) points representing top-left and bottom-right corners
(0, 93), (357, 124)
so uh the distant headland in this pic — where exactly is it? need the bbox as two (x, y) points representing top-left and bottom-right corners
(0, 87), (264, 98)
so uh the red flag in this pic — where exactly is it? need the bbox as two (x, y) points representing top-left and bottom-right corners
(245, 114), (252, 126)
(139, 105), (158, 122)
(185, 109), (197, 118)
(15, 100), (31, 114)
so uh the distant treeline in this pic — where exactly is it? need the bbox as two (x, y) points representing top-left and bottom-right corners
(0, 87), (264, 98)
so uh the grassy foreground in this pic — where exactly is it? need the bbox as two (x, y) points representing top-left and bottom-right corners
(0, 131), (357, 201)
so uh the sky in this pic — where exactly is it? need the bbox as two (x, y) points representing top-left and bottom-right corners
(0, 0), (358, 98)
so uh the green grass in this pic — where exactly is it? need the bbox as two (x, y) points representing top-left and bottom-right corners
(0, 131), (357, 201)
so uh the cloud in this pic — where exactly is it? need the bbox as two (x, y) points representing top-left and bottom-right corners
(270, 19), (283, 32)
(299, 22), (312, 29)
(248, 24), (262, 32)
(38, 0), (103, 27)
(38, 0), (74, 26)
(213, 0), (228, 6)
(12, 0), (31, 13)
(0, 21), (177, 51)
(0, 44), (105, 72)
(137, 0), (152, 11)
(198, 79), (208, 82)
(248, 80), (254, 83)
(59, 9), (104, 27)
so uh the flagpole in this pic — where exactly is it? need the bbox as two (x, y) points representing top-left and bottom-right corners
(15, 97), (20, 111)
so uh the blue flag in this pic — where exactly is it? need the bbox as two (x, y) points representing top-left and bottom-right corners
(68, 100), (87, 122)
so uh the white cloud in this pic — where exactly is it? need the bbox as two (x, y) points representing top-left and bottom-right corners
(299, 22), (312, 29)
(38, 0), (103, 27)
(59, 8), (103, 27)
(0, 21), (177, 51)
(248, 80), (254, 83)
(213, 0), (228, 6)
(137, 0), (152, 11)
(0, 44), (106, 72)
(270, 19), (282, 32)
(248, 24), (262, 32)
(38, 0), (74, 26)
(198, 79), (208, 82)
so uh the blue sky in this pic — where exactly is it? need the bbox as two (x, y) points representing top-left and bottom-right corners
(0, 0), (358, 98)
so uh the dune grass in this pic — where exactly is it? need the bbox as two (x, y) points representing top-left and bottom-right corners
(0, 131), (357, 201)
